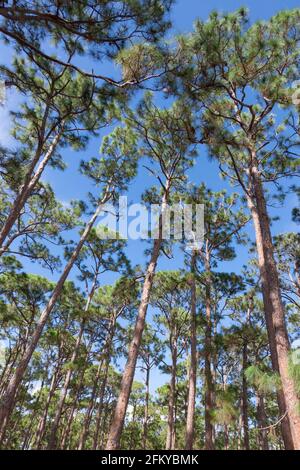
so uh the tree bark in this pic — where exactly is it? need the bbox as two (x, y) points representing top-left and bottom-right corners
(47, 318), (86, 449)
(246, 158), (300, 449)
(60, 377), (82, 449)
(48, 274), (99, 449)
(242, 339), (250, 450)
(166, 344), (177, 450)
(185, 250), (197, 450)
(92, 356), (111, 450)
(142, 363), (150, 450)
(256, 392), (269, 450)
(105, 186), (169, 450)
(33, 366), (60, 449)
(79, 314), (117, 450)
(204, 244), (214, 450)
(224, 424), (229, 450)
(22, 375), (45, 449)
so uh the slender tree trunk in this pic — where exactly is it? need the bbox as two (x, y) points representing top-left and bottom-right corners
(93, 308), (123, 450)
(61, 338), (93, 450)
(77, 359), (102, 450)
(242, 339), (250, 450)
(22, 364), (50, 450)
(47, 318), (86, 449)
(185, 250), (197, 450)
(0, 348), (15, 396)
(105, 239), (161, 450)
(129, 403), (137, 449)
(61, 361), (87, 450)
(100, 404), (110, 449)
(22, 376), (45, 450)
(246, 158), (300, 449)
(204, 245), (214, 450)
(237, 410), (243, 450)
(79, 315), (117, 450)
(0, 344), (22, 398)
(256, 392), (269, 450)
(224, 424), (229, 450)
(2, 381), (30, 448)
(166, 346), (177, 450)
(105, 186), (169, 450)
(0, 194), (110, 439)
(0, 131), (61, 255)
(91, 357), (110, 450)
(142, 364), (150, 450)
(173, 391), (177, 449)
(33, 365), (61, 449)
(48, 275), (99, 449)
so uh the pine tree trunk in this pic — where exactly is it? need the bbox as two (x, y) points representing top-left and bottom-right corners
(129, 403), (137, 449)
(0, 344), (21, 398)
(224, 424), (229, 450)
(33, 359), (62, 449)
(237, 410), (243, 450)
(2, 381), (30, 448)
(142, 364), (150, 450)
(166, 345), (177, 450)
(0, 195), (110, 439)
(22, 377), (45, 450)
(242, 339), (250, 450)
(61, 338), (93, 450)
(48, 276), (98, 449)
(92, 355), (111, 450)
(185, 251), (197, 450)
(105, 186), (169, 450)
(256, 393), (269, 450)
(79, 315), (117, 450)
(246, 160), (300, 449)
(61, 363), (86, 449)
(47, 318), (86, 449)
(99, 405), (110, 449)
(204, 245), (214, 450)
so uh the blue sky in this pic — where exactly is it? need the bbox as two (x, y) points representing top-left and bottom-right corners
(0, 0), (299, 393)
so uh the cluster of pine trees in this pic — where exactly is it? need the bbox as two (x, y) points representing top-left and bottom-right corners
(0, 1), (299, 451)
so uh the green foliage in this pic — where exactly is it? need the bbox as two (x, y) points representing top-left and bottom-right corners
(245, 365), (281, 394)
